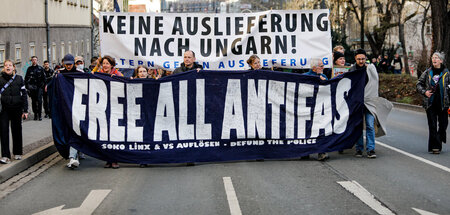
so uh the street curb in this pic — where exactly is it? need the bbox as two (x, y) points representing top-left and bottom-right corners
(391, 101), (424, 112)
(0, 142), (56, 184)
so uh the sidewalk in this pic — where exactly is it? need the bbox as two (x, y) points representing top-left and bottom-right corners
(0, 117), (55, 183)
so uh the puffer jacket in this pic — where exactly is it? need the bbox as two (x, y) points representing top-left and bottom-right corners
(0, 72), (28, 113)
(416, 67), (450, 109)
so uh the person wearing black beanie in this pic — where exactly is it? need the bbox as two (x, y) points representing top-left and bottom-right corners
(333, 51), (346, 66)
(350, 49), (380, 158)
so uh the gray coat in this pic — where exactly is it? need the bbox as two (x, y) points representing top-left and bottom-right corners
(350, 64), (393, 137)
(416, 67), (450, 110)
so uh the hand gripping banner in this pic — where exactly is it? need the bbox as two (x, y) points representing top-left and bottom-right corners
(49, 70), (365, 164)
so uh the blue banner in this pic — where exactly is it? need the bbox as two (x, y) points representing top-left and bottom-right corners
(49, 70), (365, 164)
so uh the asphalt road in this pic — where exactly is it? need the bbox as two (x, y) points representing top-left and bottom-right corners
(0, 108), (449, 215)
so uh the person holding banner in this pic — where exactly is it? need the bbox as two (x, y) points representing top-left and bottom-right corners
(55, 54), (85, 168)
(350, 49), (392, 158)
(303, 58), (328, 81)
(0, 60), (28, 164)
(334, 51), (346, 67)
(302, 58), (329, 161)
(97, 55), (123, 77)
(332, 51), (351, 79)
(173, 51), (203, 74)
(96, 55), (122, 168)
(416, 52), (449, 154)
(247, 55), (262, 70)
(247, 55), (272, 71)
(133, 66), (149, 79)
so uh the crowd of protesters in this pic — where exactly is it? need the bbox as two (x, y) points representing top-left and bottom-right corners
(0, 45), (446, 169)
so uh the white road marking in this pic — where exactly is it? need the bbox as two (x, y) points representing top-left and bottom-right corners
(412, 207), (440, 215)
(338, 180), (395, 215)
(223, 177), (242, 215)
(377, 141), (450, 174)
(33, 189), (111, 215)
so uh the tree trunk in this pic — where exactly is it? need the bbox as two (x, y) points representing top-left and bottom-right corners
(421, 5), (429, 58)
(399, 22), (410, 74)
(430, 0), (450, 67)
(360, 0), (365, 49)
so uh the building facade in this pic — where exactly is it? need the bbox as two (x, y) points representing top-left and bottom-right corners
(160, 0), (284, 13)
(0, 0), (92, 75)
(128, 0), (161, 13)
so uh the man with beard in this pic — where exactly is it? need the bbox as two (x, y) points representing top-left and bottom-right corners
(25, 56), (46, 120)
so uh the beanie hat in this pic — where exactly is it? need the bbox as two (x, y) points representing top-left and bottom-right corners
(354, 49), (366, 57)
(333, 51), (345, 62)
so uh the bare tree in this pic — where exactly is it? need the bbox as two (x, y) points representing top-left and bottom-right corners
(347, 0), (398, 56)
(430, 0), (450, 67)
(410, 0), (431, 77)
(392, 0), (418, 75)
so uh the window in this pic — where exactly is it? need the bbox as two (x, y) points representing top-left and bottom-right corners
(52, 42), (57, 63)
(67, 0), (77, 6)
(61, 41), (65, 59)
(74, 41), (78, 56)
(426, 19), (432, 35)
(68, 41), (72, 55)
(29, 42), (36, 60)
(86, 39), (90, 55)
(15, 44), (21, 63)
(80, 40), (84, 56)
(0, 44), (5, 66)
(43, 43), (48, 61)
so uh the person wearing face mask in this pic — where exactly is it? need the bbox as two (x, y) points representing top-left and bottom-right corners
(0, 60), (28, 164)
(417, 52), (450, 154)
(75, 56), (90, 73)
(53, 54), (84, 169)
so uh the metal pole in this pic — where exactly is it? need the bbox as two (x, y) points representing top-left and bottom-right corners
(91, 0), (94, 58)
(45, 0), (50, 65)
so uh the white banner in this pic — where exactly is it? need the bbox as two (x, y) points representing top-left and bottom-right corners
(100, 10), (332, 70)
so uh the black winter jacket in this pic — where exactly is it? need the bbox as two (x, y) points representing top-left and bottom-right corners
(173, 62), (203, 74)
(44, 68), (54, 84)
(416, 67), (450, 110)
(25, 65), (46, 90)
(0, 72), (28, 113)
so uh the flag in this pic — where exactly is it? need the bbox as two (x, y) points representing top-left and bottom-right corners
(114, 0), (120, 12)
